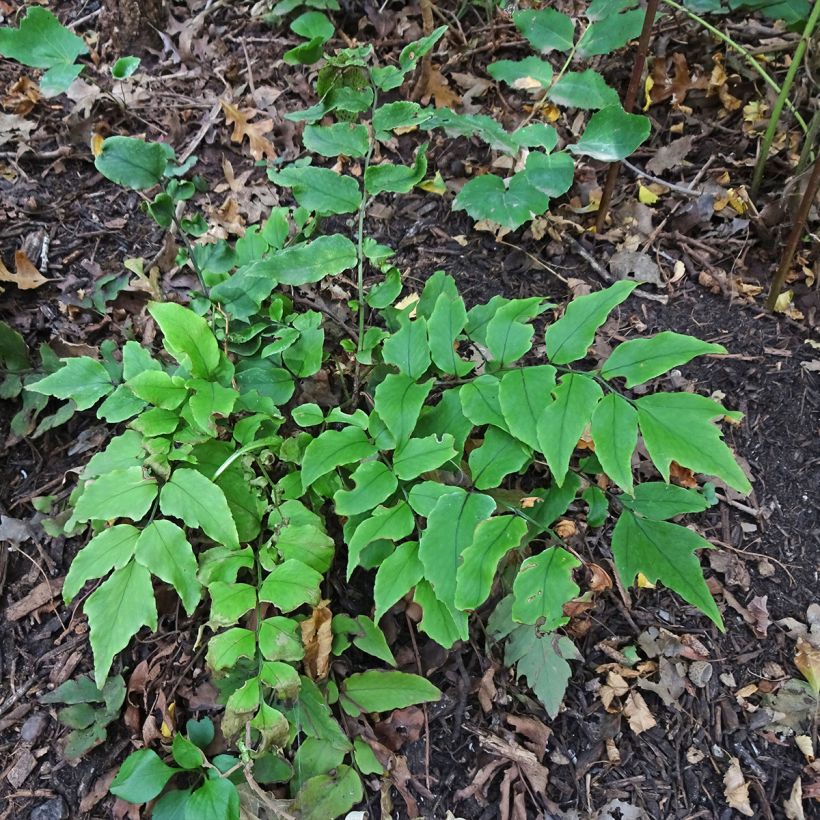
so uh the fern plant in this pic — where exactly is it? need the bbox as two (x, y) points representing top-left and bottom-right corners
(21, 17), (753, 820)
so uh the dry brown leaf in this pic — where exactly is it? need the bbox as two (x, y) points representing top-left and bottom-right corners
(669, 461), (698, 488)
(646, 136), (695, 175)
(588, 563), (613, 592)
(622, 691), (656, 734)
(3, 75), (41, 115)
(723, 757), (754, 816)
(477, 666), (497, 713)
(506, 714), (551, 757)
(554, 519), (577, 539)
(649, 53), (708, 106)
(220, 100), (276, 161)
(600, 671), (630, 711)
(0, 251), (48, 290)
(300, 604), (332, 680)
(784, 777), (805, 820)
(748, 595), (771, 638)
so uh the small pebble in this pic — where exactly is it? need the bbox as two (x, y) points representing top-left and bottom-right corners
(30, 797), (68, 820)
(20, 714), (48, 744)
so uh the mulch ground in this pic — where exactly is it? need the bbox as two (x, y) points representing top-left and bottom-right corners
(1, 1), (818, 818)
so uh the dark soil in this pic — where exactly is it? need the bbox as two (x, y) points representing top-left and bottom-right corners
(1, 1), (819, 819)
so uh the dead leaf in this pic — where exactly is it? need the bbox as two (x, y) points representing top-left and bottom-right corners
(669, 461), (698, 488)
(506, 714), (551, 757)
(646, 136), (695, 175)
(622, 691), (656, 734)
(220, 100), (276, 161)
(649, 53), (708, 106)
(3, 76), (41, 115)
(300, 604), (332, 680)
(600, 671), (630, 710)
(723, 757), (754, 816)
(79, 768), (118, 813)
(0, 111), (35, 147)
(783, 777), (805, 820)
(477, 666), (497, 713)
(795, 638), (820, 693)
(609, 250), (663, 287)
(374, 706), (424, 751)
(5, 576), (65, 621)
(0, 251), (48, 290)
(748, 595), (771, 638)
(588, 563), (613, 592)
(554, 519), (576, 538)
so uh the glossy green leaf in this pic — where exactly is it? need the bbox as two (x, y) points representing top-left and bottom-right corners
(583, 485), (608, 526)
(276, 523), (335, 573)
(291, 10), (334, 40)
(86, 560), (157, 686)
(455, 515), (527, 610)
(284, 35), (324, 65)
(74, 466), (158, 523)
(258, 617), (304, 662)
(399, 24), (448, 70)
(414, 579), (469, 647)
(208, 582), (256, 628)
(590, 392), (637, 494)
(63, 525), (139, 603)
(393, 434), (456, 480)
(302, 426), (377, 488)
(373, 374), (434, 445)
(601, 331), (726, 387)
(499, 365), (557, 450)
(381, 317), (431, 379)
(485, 297), (544, 365)
(340, 671), (440, 716)
(578, 8), (644, 57)
(545, 280), (638, 364)
(453, 173), (548, 230)
(127, 370), (187, 409)
(374, 541), (424, 621)
(512, 547), (580, 628)
(186, 777), (239, 820)
(188, 380), (238, 433)
(548, 69), (620, 109)
(148, 302), (220, 378)
(268, 166), (361, 214)
(372, 101), (434, 138)
(611, 510), (723, 628)
(514, 123), (559, 150)
(302, 123), (369, 157)
(468, 427), (530, 490)
(622, 482), (710, 520)
(636, 392), (751, 494)
(513, 8), (575, 52)
(365, 143), (428, 195)
(259, 559), (322, 612)
(459, 375), (506, 430)
(488, 56), (553, 89)
(206, 627), (257, 671)
(172, 733), (204, 769)
(569, 105), (651, 162)
(334, 461), (397, 516)
(95, 136), (167, 190)
(28, 356), (113, 410)
(111, 55), (140, 80)
(427, 292), (474, 376)
(0, 7), (87, 70)
(536, 374), (603, 485)
(520, 151), (575, 198)
(159, 469), (239, 549)
(418, 489), (496, 607)
(346, 501), (414, 578)
(135, 520), (201, 614)
(110, 749), (178, 804)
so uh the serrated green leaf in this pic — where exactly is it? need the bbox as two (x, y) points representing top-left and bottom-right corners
(485, 297), (544, 365)
(186, 777), (239, 820)
(512, 548), (580, 628)
(499, 365), (557, 450)
(346, 501), (414, 578)
(590, 392), (637, 494)
(453, 173), (548, 230)
(459, 375), (506, 430)
(414, 579), (469, 647)
(578, 8), (644, 57)
(292, 766), (362, 820)
(612, 510), (723, 627)
(365, 143), (428, 195)
(208, 581), (256, 628)
(548, 69), (620, 109)
(259, 559), (322, 612)
(27, 356), (113, 410)
(302, 122), (368, 157)
(269, 166), (361, 214)
(382, 317), (431, 379)
(468, 427), (530, 490)
(513, 8), (575, 52)
(537, 374), (603, 485)
(373, 374), (434, 445)
(148, 302), (219, 378)
(374, 541), (424, 621)
(86, 560), (157, 687)
(207, 627), (257, 671)
(427, 292), (474, 376)
(622, 482), (709, 520)
(63, 525), (139, 603)
(418, 490), (496, 607)
(636, 392), (751, 494)
(302, 426), (377, 488)
(601, 331), (727, 387)
(340, 671), (440, 716)
(74, 466), (158, 523)
(505, 628), (580, 717)
(569, 105), (651, 162)
(135, 520), (201, 614)
(159, 469), (239, 549)
(456, 515), (527, 610)
(334, 461), (397, 516)
(110, 749), (178, 804)
(546, 280), (638, 364)
(127, 370), (187, 409)
(393, 434), (457, 480)
(488, 56), (553, 90)
(95, 136), (168, 190)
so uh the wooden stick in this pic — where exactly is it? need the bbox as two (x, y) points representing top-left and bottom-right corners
(594, 0), (660, 234)
(765, 153), (820, 310)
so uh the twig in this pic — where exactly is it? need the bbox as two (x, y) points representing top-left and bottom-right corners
(405, 612), (431, 791)
(595, 0), (660, 232)
(621, 159), (704, 197)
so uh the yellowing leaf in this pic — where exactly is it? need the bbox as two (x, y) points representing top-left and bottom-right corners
(419, 171), (446, 195)
(638, 182), (660, 205)
(220, 100), (276, 161)
(643, 75), (654, 111)
(90, 132), (105, 157)
(795, 638), (820, 693)
(636, 572), (656, 589)
(773, 289), (794, 314)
